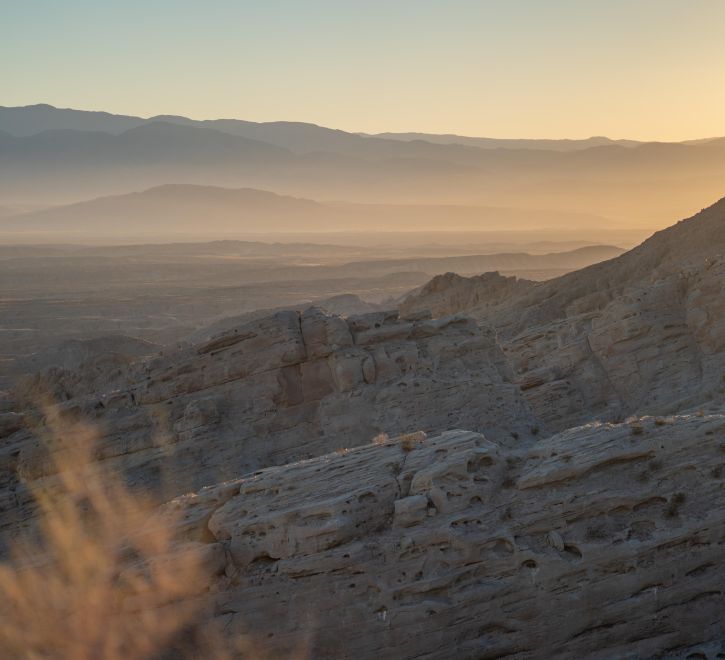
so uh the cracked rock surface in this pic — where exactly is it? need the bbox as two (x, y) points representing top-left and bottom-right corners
(0, 307), (537, 551)
(157, 411), (724, 658)
(1, 199), (724, 658)
(401, 198), (725, 431)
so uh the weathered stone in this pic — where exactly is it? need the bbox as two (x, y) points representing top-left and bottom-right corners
(2, 199), (725, 659)
(402, 199), (725, 431)
(361, 355), (376, 384)
(300, 306), (353, 359)
(156, 412), (725, 659)
(0, 306), (538, 550)
(173, 398), (219, 433)
(393, 495), (428, 527)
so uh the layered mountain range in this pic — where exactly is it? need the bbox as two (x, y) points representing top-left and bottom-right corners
(0, 183), (618, 239)
(2, 104), (725, 234)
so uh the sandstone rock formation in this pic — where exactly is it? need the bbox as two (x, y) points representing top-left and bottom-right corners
(401, 198), (725, 431)
(401, 271), (535, 320)
(0, 306), (538, 551)
(0, 334), (161, 390)
(154, 409), (724, 658)
(1, 201), (724, 658)
(185, 292), (383, 345)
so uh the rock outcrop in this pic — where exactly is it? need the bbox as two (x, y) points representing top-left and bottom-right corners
(0, 306), (538, 551)
(402, 198), (725, 431)
(0, 334), (161, 390)
(151, 409), (725, 658)
(2, 201), (724, 658)
(401, 271), (535, 320)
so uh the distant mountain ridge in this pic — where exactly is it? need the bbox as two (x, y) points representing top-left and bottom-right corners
(2, 105), (725, 230)
(0, 183), (617, 239)
(3, 104), (721, 152)
(364, 133), (644, 151)
(0, 104), (609, 146)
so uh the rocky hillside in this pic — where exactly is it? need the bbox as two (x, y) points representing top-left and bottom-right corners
(402, 198), (725, 430)
(0, 200), (723, 658)
(14, 409), (717, 659)
(0, 307), (538, 552)
(161, 410), (724, 658)
(401, 271), (535, 320)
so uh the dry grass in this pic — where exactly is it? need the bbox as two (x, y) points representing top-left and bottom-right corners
(0, 409), (259, 659)
(371, 432), (390, 446)
(398, 431), (427, 452)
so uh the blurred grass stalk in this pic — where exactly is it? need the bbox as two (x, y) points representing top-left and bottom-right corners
(0, 407), (258, 659)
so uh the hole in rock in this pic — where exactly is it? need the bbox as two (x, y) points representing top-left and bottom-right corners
(563, 544), (583, 559)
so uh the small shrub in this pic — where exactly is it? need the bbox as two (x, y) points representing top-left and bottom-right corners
(398, 431), (426, 452)
(371, 432), (389, 446)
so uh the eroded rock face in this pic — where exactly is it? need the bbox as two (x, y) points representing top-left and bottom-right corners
(401, 199), (725, 430)
(2, 202), (724, 658)
(156, 410), (725, 659)
(0, 306), (538, 551)
(400, 271), (535, 320)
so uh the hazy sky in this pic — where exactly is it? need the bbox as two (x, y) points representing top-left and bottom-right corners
(3, 0), (725, 140)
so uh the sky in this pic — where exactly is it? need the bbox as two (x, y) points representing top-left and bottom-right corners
(3, 0), (725, 140)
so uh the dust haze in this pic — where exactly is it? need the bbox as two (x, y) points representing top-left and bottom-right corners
(1, 101), (724, 659)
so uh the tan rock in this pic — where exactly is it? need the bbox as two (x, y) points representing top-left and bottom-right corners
(159, 411), (725, 659)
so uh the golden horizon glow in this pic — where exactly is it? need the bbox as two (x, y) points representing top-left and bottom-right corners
(3, 1), (725, 142)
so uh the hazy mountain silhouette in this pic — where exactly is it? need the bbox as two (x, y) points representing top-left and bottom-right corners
(366, 133), (644, 151)
(2, 105), (725, 229)
(0, 104), (145, 136)
(0, 120), (288, 163)
(7, 104), (722, 153)
(0, 104), (642, 151)
(0, 184), (615, 239)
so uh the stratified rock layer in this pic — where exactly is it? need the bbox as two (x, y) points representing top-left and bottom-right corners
(401, 271), (535, 320)
(401, 198), (725, 430)
(1, 200), (724, 658)
(160, 411), (724, 658)
(0, 307), (538, 550)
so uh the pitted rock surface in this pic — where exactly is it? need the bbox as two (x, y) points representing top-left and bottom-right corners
(401, 198), (725, 430)
(0, 307), (538, 551)
(157, 412), (725, 659)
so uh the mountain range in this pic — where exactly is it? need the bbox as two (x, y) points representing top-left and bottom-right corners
(1, 105), (725, 231)
(0, 183), (617, 240)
